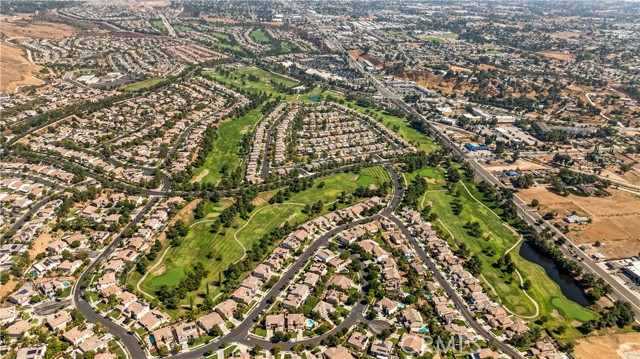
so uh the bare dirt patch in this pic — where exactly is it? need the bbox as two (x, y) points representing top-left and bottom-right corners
(251, 196), (268, 207)
(190, 169), (209, 183)
(0, 278), (19, 298)
(450, 66), (472, 73)
(0, 41), (43, 93)
(486, 159), (547, 172)
(0, 19), (77, 39)
(574, 332), (640, 359)
(158, 199), (200, 243)
(536, 51), (575, 62)
(550, 31), (582, 39)
(550, 309), (565, 322)
(153, 265), (167, 276)
(518, 187), (640, 258)
(128, 1), (171, 10)
(280, 213), (298, 228)
(29, 230), (54, 261)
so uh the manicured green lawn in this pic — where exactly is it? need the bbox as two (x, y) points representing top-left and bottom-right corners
(357, 166), (391, 187)
(193, 106), (264, 185)
(175, 25), (194, 31)
(209, 31), (231, 42)
(204, 67), (297, 96)
(238, 67), (298, 87)
(194, 69), (340, 186)
(421, 33), (458, 42)
(250, 28), (270, 43)
(280, 42), (293, 54)
(212, 42), (245, 54)
(138, 199), (234, 300)
(141, 169), (386, 317)
(121, 78), (165, 92)
(417, 167), (597, 338)
(387, 29), (407, 36)
(152, 20), (166, 33)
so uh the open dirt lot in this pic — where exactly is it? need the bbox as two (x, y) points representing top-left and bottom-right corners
(157, 199), (200, 243)
(29, 231), (54, 261)
(518, 186), (640, 259)
(550, 31), (582, 39)
(0, 18), (77, 39)
(536, 51), (575, 62)
(486, 159), (548, 172)
(190, 169), (209, 183)
(575, 332), (640, 359)
(0, 278), (19, 298)
(0, 18), (77, 92)
(0, 41), (43, 93)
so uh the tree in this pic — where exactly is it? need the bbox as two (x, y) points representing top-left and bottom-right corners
(530, 199), (539, 207)
(465, 254), (482, 275)
(272, 345), (281, 356)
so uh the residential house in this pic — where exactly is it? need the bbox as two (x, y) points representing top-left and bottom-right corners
(347, 331), (369, 351)
(398, 334), (427, 355)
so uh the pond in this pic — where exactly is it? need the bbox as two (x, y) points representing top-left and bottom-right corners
(309, 94), (320, 102)
(519, 241), (591, 306)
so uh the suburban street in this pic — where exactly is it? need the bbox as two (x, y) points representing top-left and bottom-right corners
(73, 196), (162, 359)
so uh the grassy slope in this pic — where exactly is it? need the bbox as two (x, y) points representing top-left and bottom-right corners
(250, 28), (270, 43)
(152, 20), (166, 33)
(121, 78), (165, 92)
(209, 31), (231, 42)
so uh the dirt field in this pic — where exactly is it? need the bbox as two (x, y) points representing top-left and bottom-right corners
(0, 19), (77, 39)
(0, 18), (77, 93)
(190, 169), (209, 183)
(574, 332), (640, 359)
(486, 159), (548, 172)
(550, 31), (582, 39)
(0, 41), (43, 93)
(348, 49), (386, 69)
(127, 0), (171, 10)
(0, 278), (19, 298)
(518, 186), (640, 259)
(536, 51), (575, 62)
(29, 230), (54, 261)
(157, 199), (200, 243)
(450, 66), (472, 73)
